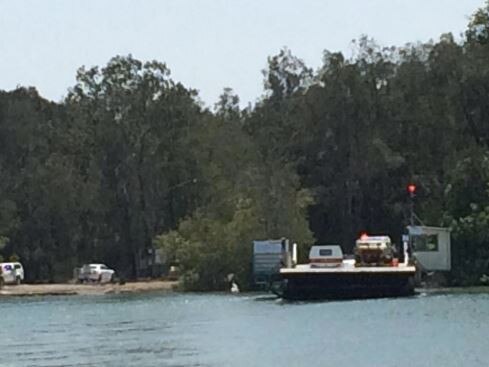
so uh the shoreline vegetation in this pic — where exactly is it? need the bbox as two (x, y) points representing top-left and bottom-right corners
(0, 280), (178, 297)
(2, 3), (489, 290)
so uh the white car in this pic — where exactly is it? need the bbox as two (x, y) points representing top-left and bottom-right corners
(0, 262), (25, 285)
(78, 264), (115, 283)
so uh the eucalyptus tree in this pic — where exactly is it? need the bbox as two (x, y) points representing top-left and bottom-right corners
(0, 88), (86, 280)
(66, 55), (202, 276)
(154, 84), (315, 290)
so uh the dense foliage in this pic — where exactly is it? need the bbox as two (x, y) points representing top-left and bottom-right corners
(2, 3), (489, 287)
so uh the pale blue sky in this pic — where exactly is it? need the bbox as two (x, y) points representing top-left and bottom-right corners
(0, 0), (484, 107)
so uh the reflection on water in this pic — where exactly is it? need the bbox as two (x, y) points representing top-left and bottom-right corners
(1, 291), (489, 367)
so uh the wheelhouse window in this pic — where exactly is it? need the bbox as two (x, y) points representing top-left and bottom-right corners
(412, 234), (439, 251)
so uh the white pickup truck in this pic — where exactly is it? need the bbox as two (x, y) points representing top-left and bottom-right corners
(78, 264), (115, 283)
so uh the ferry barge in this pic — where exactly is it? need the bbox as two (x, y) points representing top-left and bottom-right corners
(272, 235), (416, 300)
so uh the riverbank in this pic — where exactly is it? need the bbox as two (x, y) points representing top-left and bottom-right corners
(0, 280), (179, 297)
(2, 282), (487, 298)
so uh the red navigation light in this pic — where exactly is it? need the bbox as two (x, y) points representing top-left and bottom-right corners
(360, 233), (369, 240)
(407, 184), (416, 194)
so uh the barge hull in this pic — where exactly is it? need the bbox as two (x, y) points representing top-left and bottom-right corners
(279, 271), (415, 300)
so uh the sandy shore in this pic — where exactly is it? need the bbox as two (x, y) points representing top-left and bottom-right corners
(0, 280), (179, 297)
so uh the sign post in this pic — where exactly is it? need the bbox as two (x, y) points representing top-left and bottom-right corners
(407, 184), (416, 226)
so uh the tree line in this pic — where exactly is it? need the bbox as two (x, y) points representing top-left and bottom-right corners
(2, 3), (489, 288)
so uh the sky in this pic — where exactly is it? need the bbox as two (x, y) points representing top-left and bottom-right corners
(0, 0), (484, 107)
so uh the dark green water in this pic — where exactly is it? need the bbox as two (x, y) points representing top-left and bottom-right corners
(1, 291), (488, 366)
